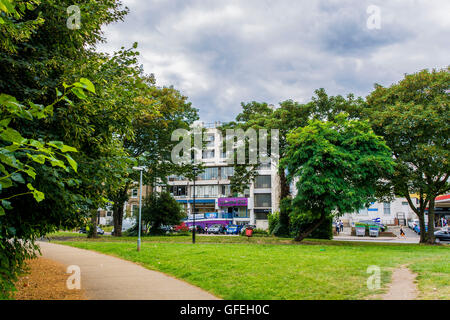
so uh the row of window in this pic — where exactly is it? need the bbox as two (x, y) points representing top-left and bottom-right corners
(358, 201), (410, 215)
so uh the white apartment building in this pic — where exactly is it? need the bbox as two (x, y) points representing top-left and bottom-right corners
(165, 121), (280, 230)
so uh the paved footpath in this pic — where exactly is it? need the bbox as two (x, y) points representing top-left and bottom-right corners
(38, 241), (219, 300)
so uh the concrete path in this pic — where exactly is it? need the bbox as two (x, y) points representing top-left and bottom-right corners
(37, 241), (219, 300)
(382, 265), (418, 300)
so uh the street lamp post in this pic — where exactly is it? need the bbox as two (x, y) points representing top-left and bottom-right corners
(133, 166), (144, 252)
(192, 166), (198, 244)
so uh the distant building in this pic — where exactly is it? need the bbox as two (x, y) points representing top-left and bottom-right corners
(159, 121), (280, 230)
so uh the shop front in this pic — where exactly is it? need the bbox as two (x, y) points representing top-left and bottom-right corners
(218, 197), (250, 225)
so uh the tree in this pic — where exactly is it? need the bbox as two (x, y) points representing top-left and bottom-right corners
(222, 91), (363, 236)
(109, 82), (199, 236)
(140, 191), (185, 235)
(364, 68), (450, 243)
(281, 114), (394, 241)
(0, 80), (92, 298)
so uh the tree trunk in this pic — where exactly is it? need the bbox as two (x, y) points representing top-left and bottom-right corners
(87, 209), (98, 238)
(294, 210), (326, 242)
(112, 205), (124, 237)
(277, 169), (291, 236)
(112, 186), (129, 237)
(427, 197), (436, 244)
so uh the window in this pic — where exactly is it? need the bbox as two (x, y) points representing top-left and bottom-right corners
(202, 150), (215, 159)
(171, 186), (187, 197)
(402, 201), (409, 206)
(198, 167), (218, 180)
(205, 134), (215, 147)
(358, 207), (368, 215)
(254, 194), (271, 207)
(258, 163), (271, 170)
(255, 175), (271, 188)
(221, 185), (232, 197)
(131, 205), (139, 216)
(220, 166), (234, 179)
(191, 185), (218, 198)
(131, 189), (138, 198)
(383, 202), (391, 215)
(106, 211), (112, 217)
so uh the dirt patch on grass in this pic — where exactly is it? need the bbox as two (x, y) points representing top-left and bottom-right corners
(14, 257), (87, 300)
(382, 265), (419, 300)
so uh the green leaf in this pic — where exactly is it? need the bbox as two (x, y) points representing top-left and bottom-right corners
(71, 87), (87, 100)
(0, 206), (4, 216)
(0, 127), (26, 144)
(0, 118), (11, 128)
(1, 200), (12, 209)
(65, 154), (78, 172)
(11, 172), (25, 184)
(32, 189), (45, 202)
(60, 144), (78, 153)
(79, 78), (96, 94)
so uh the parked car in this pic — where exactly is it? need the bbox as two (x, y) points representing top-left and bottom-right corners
(225, 224), (243, 235)
(174, 222), (189, 232)
(413, 224), (428, 235)
(408, 219), (419, 229)
(189, 225), (205, 234)
(434, 229), (450, 243)
(79, 226), (104, 235)
(207, 224), (226, 234)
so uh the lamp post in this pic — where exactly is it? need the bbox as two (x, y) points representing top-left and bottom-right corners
(133, 166), (144, 252)
(192, 166), (199, 244)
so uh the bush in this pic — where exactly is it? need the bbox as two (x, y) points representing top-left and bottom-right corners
(268, 211), (280, 234)
(290, 215), (333, 240)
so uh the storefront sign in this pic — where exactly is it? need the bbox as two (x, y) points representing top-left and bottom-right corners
(205, 212), (218, 219)
(188, 214), (205, 220)
(218, 197), (248, 207)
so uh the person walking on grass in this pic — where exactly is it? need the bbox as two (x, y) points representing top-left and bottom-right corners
(335, 221), (340, 235)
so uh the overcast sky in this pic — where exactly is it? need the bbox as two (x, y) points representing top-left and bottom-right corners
(97, 0), (449, 123)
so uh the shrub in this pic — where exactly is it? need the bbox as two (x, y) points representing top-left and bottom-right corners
(268, 211), (280, 235)
(290, 214), (333, 240)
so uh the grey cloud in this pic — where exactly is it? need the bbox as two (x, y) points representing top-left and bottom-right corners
(98, 0), (450, 122)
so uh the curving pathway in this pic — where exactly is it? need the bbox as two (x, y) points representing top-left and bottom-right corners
(37, 241), (219, 300)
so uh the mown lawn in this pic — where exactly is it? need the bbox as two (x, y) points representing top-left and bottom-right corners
(53, 239), (450, 300)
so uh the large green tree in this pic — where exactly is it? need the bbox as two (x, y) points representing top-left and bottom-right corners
(223, 90), (364, 236)
(364, 68), (450, 243)
(281, 114), (394, 241)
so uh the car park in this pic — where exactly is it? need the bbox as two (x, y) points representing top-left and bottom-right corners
(189, 225), (205, 234)
(225, 224), (243, 235)
(207, 224), (226, 234)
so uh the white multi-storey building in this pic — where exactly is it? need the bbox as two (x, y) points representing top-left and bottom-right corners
(165, 121), (280, 230)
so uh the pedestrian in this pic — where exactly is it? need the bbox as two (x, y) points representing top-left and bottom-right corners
(339, 220), (344, 232)
(204, 225), (208, 234)
(399, 225), (405, 238)
(335, 221), (340, 235)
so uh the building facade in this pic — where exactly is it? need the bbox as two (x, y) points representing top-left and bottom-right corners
(164, 122), (280, 230)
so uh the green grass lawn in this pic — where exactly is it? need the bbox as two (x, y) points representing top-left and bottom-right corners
(53, 237), (450, 300)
